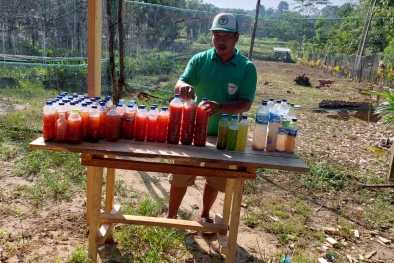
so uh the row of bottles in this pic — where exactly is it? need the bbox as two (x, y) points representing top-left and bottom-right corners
(252, 98), (298, 153)
(216, 114), (249, 152)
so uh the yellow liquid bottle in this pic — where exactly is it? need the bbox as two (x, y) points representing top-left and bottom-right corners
(236, 115), (249, 152)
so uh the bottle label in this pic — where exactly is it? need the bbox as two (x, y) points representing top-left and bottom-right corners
(269, 113), (281, 124)
(256, 114), (269, 125)
(288, 129), (297, 137)
(277, 127), (289, 135)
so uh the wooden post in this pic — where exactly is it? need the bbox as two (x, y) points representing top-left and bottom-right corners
(388, 143), (394, 181)
(88, 0), (102, 97)
(248, 0), (260, 60)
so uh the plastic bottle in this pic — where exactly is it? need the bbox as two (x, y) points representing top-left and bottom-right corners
(287, 103), (296, 120)
(88, 105), (100, 142)
(98, 101), (107, 139)
(105, 96), (113, 110)
(252, 100), (269, 150)
(285, 118), (298, 153)
(157, 107), (169, 143)
(267, 98), (275, 111)
(67, 109), (82, 144)
(105, 105), (121, 142)
(226, 115), (239, 151)
(116, 103), (126, 139)
(135, 105), (148, 141)
(146, 105), (159, 142)
(167, 94), (183, 144)
(266, 100), (281, 152)
(56, 102), (67, 121)
(193, 98), (210, 147)
(280, 98), (289, 117)
(55, 112), (68, 143)
(79, 103), (89, 141)
(181, 99), (197, 145)
(123, 103), (137, 140)
(236, 115), (249, 152)
(276, 118), (289, 152)
(216, 114), (229, 150)
(43, 100), (56, 141)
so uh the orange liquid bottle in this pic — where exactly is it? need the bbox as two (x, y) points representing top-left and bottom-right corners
(167, 94), (183, 144)
(55, 112), (68, 143)
(116, 103), (126, 139)
(123, 103), (137, 140)
(67, 109), (82, 144)
(157, 107), (169, 143)
(146, 105), (158, 142)
(88, 105), (100, 142)
(134, 105), (148, 141)
(79, 103), (89, 141)
(105, 105), (121, 142)
(43, 100), (56, 141)
(98, 101), (107, 139)
(193, 98), (209, 147)
(181, 99), (197, 145)
(285, 118), (298, 153)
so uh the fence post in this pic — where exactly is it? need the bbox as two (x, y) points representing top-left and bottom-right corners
(389, 144), (394, 181)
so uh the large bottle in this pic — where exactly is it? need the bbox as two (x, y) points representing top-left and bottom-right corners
(157, 107), (169, 143)
(276, 118), (289, 152)
(43, 100), (56, 141)
(193, 98), (209, 147)
(123, 103), (137, 140)
(181, 99), (197, 145)
(287, 103), (296, 120)
(267, 98), (275, 111)
(226, 114), (239, 151)
(55, 112), (68, 143)
(135, 105), (148, 141)
(236, 115), (249, 152)
(216, 114), (229, 150)
(105, 105), (121, 142)
(167, 94), (183, 144)
(146, 105), (159, 142)
(252, 100), (269, 150)
(55, 102), (67, 121)
(88, 105), (100, 142)
(98, 100), (107, 139)
(67, 109), (82, 144)
(266, 100), (281, 152)
(116, 103), (126, 139)
(79, 103), (89, 141)
(280, 98), (289, 117)
(285, 118), (298, 153)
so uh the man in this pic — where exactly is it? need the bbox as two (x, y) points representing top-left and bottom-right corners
(166, 13), (257, 227)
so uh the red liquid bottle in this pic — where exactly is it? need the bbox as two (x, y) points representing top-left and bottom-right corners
(55, 112), (68, 143)
(79, 103), (89, 141)
(67, 109), (82, 144)
(146, 105), (158, 142)
(43, 100), (56, 141)
(98, 100), (107, 139)
(105, 105), (121, 142)
(167, 94), (183, 144)
(88, 105), (100, 142)
(116, 103), (126, 139)
(123, 103), (137, 140)
(134, 105), (148, 141)
(180, 99), (197, 145)
(157, 107), (169, 143)
(193, 98), (209, 147)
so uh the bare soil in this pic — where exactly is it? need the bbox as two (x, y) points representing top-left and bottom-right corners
(1, 61), (394, 262)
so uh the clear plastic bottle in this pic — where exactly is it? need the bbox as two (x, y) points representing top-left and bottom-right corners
(116, 103), (126, 139)
(88, 105), (100, 142)
(157, 107), (169, 143)
(287, 103), (296, 120)
(167, 94), (183, 144)
(43, 100), (56, 141)
(123, 103), (137, 140)
(193, 98), (210, 147)
(105, 105), (121, 142)
(135, 105), (148, 141)
(252, 100), (269, 150)
(67, 109), (82, 144)
(55, 112), (68, 143)
(216, 114), (229, 150)
(98, 100), (107, 139)
(79, 103), (89, 141)
(280, 98), (289, 117)
(226, 115), (239, 151)
(276, 118), (289, 152)
(146, 105), (159, 142)
(181, 99), (197, 145)
(236, 115), (249, 152)
(105, 96), (113, 110)
(266, 100), (281, 152)
(285, 118), (298, 153)
(267, 98), (275, 111)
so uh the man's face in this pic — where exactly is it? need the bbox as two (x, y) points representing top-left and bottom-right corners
(211, 31), (239, 57)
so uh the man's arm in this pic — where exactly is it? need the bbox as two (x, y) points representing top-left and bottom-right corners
(174, 80), (194, 100)
(203, 99), (252, 117)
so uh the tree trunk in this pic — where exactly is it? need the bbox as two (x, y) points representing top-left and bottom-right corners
(248, 0), (260, 60)
(118, 0), (125, 94)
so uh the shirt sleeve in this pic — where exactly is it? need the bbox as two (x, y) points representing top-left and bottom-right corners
(238, 62), (257, 102)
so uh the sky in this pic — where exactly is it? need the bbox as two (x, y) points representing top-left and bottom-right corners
(205, 0), (350, 10)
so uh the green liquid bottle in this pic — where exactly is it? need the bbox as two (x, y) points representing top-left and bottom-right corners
(236, 115), (248, 152)
(226, 115), (238, 151)
(216, 114), (229, 150)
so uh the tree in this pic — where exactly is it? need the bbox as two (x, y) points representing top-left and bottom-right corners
(293, 0), (332, 17)
(277, 1), (290, 14)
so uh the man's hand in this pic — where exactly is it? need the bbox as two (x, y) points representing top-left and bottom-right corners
(201, 100), (222, 116)
(179, 85), (194, 100)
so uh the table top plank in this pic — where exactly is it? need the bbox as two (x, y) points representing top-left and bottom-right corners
(30, 137), (309, 172)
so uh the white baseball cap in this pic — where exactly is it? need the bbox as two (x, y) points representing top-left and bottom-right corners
(209, 13), (238, 33)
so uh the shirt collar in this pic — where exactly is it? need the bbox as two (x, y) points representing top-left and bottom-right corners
(211, 47), (241, 65)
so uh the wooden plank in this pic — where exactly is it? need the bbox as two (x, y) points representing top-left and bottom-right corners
(29, 137), (310, 172)
(82, 157), (256, 179)
(389, 143), (394, 181)
(215, 214), (229, 254)
(223, 179), (235, 225)
(96, 204), (121, 244)
(99, 214), (228, 234)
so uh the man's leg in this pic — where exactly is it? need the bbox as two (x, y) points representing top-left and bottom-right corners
(166, 185), (187, 219)
(200, 183), (218, 219)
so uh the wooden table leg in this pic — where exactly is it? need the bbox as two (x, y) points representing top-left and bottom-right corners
(225, 179), (244, 263)
(88, 166), (104, 263)
(104, 156), (116, 241)
(223, 179), (235, 225)
(86, 166), (94, 226)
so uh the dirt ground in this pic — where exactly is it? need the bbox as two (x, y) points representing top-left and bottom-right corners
(1, 61), (394, 262)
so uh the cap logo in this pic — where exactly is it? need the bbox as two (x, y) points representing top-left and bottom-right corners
(219, 16), (229, 26)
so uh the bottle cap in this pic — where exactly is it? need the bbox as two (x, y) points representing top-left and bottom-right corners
(72, 109), (79, 113)
(59, 102), (64, 106)
(232, 114), (237, 119)
(292, 118), (297, 122)
(161, 106), (168, 111)
(174, 94), (180, 98)
(117, 103), (123, 107)
(262, 101), (267, 105)
(150, 105), (156, 110)
(222, 113), (228, 118)
(139, 105), (146, 109)
(92, 105), (97, 109)
(242, 115), (247, 120)
(269, 98), (274, 101)
(276, 100), (281, 103)
(95, 96), (101, 100)
(99, 101), (106, 106)
(202, 98), (208, 101)
(82, 103), (87, 107)
(282, 98), (287, 102)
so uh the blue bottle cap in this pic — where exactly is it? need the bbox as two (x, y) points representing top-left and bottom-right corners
(242, 115), (247, 120)
(161, 106), (168, 111)
(232, 114), (237, 119)
(174, 94), (180, 98)
(139, 105), (146, 109)
(222, 113), (228, 118)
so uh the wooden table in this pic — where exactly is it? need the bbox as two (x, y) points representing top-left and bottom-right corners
(30, 136), (309, 263)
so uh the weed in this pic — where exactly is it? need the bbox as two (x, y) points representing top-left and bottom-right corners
(66, 245), (88, 263)
(301, 164), (348, 192)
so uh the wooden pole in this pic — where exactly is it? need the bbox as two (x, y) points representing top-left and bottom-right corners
(248, 0), (260, 60)
(88, 0), (102, 98)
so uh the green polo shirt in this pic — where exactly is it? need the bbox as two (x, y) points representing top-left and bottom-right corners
(179, 47), (257, 135)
